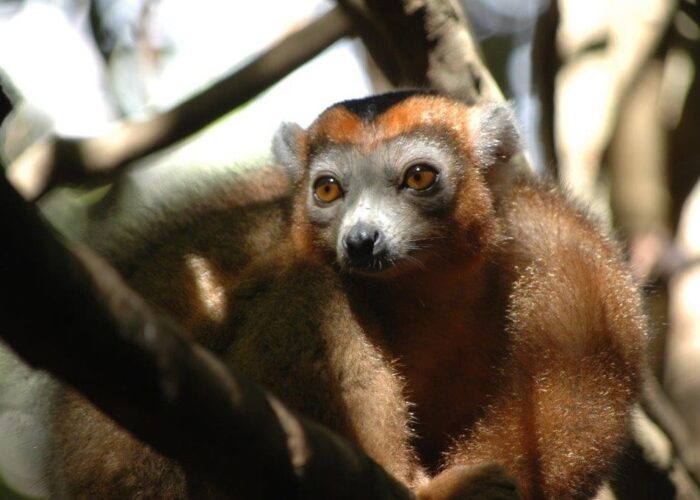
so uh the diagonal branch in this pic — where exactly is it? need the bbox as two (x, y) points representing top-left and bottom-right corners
(6, 7), (353, 202)
(337, 0), (504, 104)
(0, 172), (411, 500)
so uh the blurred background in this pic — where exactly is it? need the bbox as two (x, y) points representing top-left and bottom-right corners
(0, 0), (698, 498)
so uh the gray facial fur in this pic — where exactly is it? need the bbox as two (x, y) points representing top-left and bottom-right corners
(305, 131), (462, 272)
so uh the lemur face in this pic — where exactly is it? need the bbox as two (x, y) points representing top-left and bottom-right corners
(274, 91), (520, 276)
(304, 132), (461, 274)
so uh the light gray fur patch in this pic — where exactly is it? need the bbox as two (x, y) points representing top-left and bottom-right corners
(468, 103), (521, 168)
(272, 122), (305, 184)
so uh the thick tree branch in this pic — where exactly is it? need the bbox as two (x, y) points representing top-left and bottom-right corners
(6, 7), (353, 202)
(531, 0), (560, 178)
(0, 172), (411, 499)
(337, 0), (503, 104)
(544, 0), (676, 202)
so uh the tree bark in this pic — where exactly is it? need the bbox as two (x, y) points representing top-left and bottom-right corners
(0, 173), (411, 499)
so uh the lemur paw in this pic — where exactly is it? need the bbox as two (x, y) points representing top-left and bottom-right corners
(415, 464), (521, 500)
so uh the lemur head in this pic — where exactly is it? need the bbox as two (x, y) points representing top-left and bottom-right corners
(273, 91), (520, 277)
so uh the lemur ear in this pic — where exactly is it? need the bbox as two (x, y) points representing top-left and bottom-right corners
(468, 103), (521, 168)
(272, 122), (305, 183)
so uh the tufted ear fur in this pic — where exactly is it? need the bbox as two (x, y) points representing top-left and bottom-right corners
(467, 103), (521, 168)
(272, 122), (306, 184)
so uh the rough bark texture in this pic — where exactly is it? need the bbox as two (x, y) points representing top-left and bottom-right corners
(338, 0), (502, 103)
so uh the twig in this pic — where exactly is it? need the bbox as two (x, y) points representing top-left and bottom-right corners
(6, 7), (353, 202)
(643, 374), (700, 486)
(0, 172), (411, 499)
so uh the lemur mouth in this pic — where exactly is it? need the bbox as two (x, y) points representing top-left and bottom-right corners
(347, 256), (394, 273)
(343, 253), (420, 278)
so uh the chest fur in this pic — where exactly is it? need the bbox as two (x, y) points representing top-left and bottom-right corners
(356, 266), (510, 468)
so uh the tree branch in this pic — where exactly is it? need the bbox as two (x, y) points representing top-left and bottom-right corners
(0, 172), (411, 499)
(531, 0), (560, 178)
(336, 0), (503, 104)
(6, 7), (353, 202)
(643, 374), (700, 488)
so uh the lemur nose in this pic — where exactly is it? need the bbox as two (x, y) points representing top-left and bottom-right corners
(344, 224), (384, 263)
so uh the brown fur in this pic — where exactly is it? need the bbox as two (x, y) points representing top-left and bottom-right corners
(49, 94), (646, 499)
(291, 94), (645, 497)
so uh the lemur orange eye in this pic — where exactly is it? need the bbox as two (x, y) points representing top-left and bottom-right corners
(403, 165), (437, 191)
(314, 176), (344, 203)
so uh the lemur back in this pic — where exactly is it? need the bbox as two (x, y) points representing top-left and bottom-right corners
(48, 91), (646, 500)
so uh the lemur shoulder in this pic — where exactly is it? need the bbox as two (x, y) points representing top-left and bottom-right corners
(49, 90), (647, 500)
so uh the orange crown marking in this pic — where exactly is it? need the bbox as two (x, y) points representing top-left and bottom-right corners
(306, 95), (474, 158)
(308, 106), (366, 146)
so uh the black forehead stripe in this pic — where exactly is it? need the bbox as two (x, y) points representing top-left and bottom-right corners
(335, 89), (439, 121)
